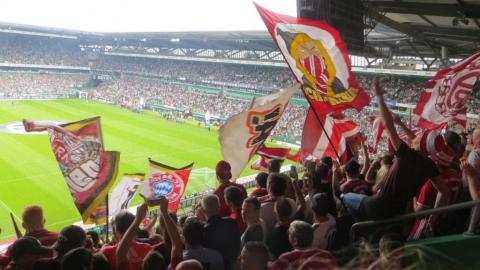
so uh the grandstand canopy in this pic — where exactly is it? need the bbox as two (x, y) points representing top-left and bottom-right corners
(364, 0), (480, 61)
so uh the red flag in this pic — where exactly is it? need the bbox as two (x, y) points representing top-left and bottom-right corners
(254, 3), (371, 115)
(140, 159), (193, 212)
(251, 146), (290, 171)
(24, 117), (120, 224)
(301, 108), (360, 163)
(414, 52), (480, 129)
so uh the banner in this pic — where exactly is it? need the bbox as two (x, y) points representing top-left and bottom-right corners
(414, 52), (480, 129)
(251, 146), (290, 171)
(301, 109), (361, 163)
(255, 3), (370, 115)
(24, 117), (120, 224)
(140, 159), (193, 212)
(219, 84), (299, 179)
(109, 173), (145, 217)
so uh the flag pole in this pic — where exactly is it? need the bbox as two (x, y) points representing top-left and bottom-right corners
(10, 213), (22, 239)
(301, 87), (342, 161)
(105, 195), (109, 243)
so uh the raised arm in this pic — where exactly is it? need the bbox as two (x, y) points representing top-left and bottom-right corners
(392, 113), (416, 141)
(288, 172), (306, 213)
(158, 196), (182, 261)
(373, 77), (401, 151)
(365, 159), (381, 184)
(360, 144), (371, 176)
(332, 159), (342, 198)
(116, 202), (148, 266)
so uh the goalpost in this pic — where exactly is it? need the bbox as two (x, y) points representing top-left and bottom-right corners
(78, 91), (89, 101)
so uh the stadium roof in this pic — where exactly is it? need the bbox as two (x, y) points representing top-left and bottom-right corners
(0, 0), (479, 66)
(364, 0), (480, 61)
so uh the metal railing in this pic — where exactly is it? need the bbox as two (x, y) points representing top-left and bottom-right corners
(350, 199), (480, 242)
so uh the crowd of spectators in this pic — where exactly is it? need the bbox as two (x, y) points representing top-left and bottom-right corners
(2, 95), (480, 269)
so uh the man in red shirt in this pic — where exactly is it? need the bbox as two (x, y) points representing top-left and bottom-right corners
(338, 160), (372, 196)
(21, 205), (58, 247)
(409, 166), (463, 240)
(250, 172), (268, 198)
(100, 211), (152, 270)
(269, 220), (337, 270)
(214, 160), (247, 217)
(225, 186), (247, 233)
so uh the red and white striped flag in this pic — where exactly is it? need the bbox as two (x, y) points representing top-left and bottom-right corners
(414, 52), (480, 129)
(251, 146), (291, 171)
(301, 109), (361, 163)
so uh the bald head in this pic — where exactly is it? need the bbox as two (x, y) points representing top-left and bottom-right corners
(472, 128), (480, 148)
(176, 259), (204, 270)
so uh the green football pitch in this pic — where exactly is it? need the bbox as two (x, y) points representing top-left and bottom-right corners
(0, 99), (266, 241)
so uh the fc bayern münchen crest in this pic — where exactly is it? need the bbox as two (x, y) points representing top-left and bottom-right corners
(149, 172), (185, 202)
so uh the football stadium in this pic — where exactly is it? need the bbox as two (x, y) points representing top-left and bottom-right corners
(0, 0), (480, 269)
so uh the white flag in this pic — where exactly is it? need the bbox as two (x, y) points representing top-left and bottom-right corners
(109, 173), (145, 217)
(219, 84), (299, 180)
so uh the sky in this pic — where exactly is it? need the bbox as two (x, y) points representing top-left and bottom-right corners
(0, 0), (297, 32)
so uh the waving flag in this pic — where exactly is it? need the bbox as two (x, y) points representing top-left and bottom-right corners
(140, 159), (193, 212)
(109, 173), (145, 217)
(414, 52), (480, 129)
(219, 84), (299, 179)
(251, 146), (291, 171)
(301, 109), (361, 163)
(255, 3), (370, 115)
(24, 117), (120, 224)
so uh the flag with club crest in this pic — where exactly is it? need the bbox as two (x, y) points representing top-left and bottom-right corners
(255, 3), (370, 116)
(23, 117), (120, 224)
(140, 159), (193, 212)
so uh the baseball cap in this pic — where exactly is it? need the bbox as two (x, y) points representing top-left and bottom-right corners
(9, 237), (51, 260)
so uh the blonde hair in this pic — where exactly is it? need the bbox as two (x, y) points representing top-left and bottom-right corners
(22, 205), (44, 228)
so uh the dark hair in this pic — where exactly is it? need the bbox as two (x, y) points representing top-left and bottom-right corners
(344, 159), (360, 178)
(311, 193), (330, 216)
(137, 229), (150, 239)
(182, 217), (205, 246)
(290, 220), (313, 248)
(61, 248), (92, 270)
(244, 196), (261, 210)
(86, 231), (100, 248)
(114, 211), (135, 235)
(142, 250), (166, 270)
(92, 253), (111, 270)
(275, 198), (292, 222)
(444, 130), (464, 155)
(268, 173), (287, 197)
(382, 153), (394, 166)
(244, 242), (269, 268)
(268, 159), (283, 173)
(55, 225), (87, 256)
(321, 156), (333, 169)
(224, 186), (245, 208)
(312, 163), (329, 191)
(255, 172), (268, 188)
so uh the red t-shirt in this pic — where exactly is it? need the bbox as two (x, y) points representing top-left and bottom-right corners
(409, 168), (463, 240)
(214, 182), (247, 217)
(100, 241), (152, 270)
(251, 187), (268, 198)
(269, 248), (337, 270)
(26, 229), (59, 247)
(230, 210), (246, 234)
(340, 179), (372, 196)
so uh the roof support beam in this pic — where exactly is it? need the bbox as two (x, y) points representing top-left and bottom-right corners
(366, 1), (480, 17)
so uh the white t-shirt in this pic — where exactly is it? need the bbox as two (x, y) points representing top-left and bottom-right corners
(312, 214), (336, 250)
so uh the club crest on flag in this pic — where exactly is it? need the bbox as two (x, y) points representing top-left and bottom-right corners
(275, 25), (359, 106)
(150, 172), (185, 202)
